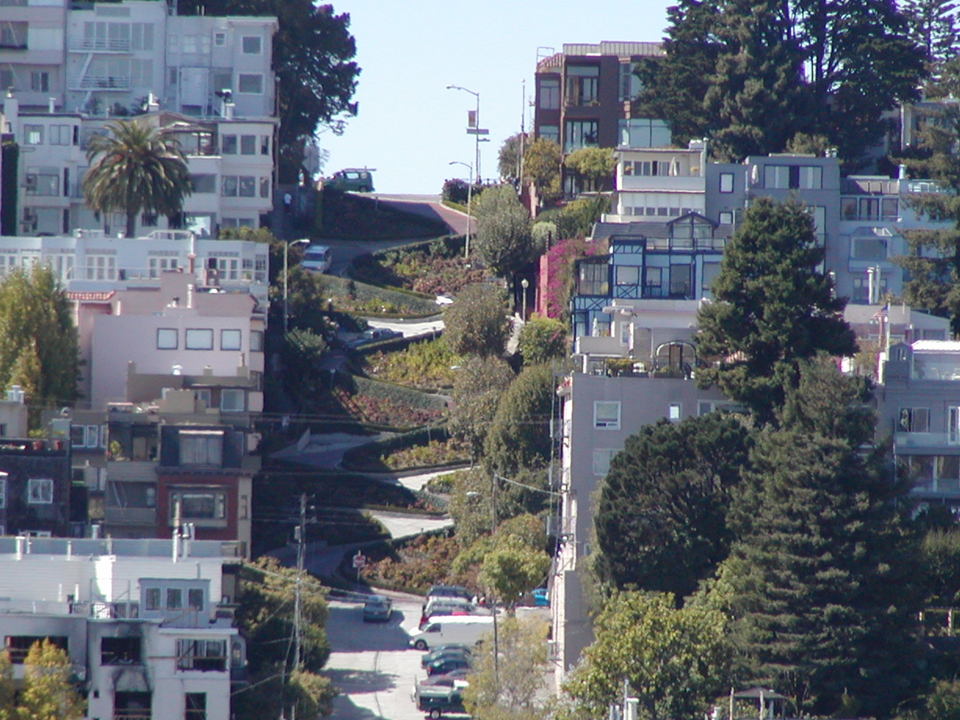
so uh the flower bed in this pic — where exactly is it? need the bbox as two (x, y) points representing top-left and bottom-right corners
(351, 238), (492, 296)
(383, 438), (472, 470)
(363, 338), (462, 391)
(360, 533), (466, 595)
(332, 388), (444, 427)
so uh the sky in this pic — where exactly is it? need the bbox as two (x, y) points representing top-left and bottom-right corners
(318, 0), (675, 195)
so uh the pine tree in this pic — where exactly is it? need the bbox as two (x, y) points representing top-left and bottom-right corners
(902, 0), (959, 66)
(696, 197), (856, 424)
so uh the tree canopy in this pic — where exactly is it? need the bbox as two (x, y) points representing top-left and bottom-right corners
(895, 83), (960, 334)
(478, 535), (551, 611)
(176, 0), (359, 182)
(448, 356), (516, 458)
(498, 132), (525, 185)
(473, 185), (537, 278)
(523, 139), (562, 205)
(484, 363), (555, 476)
(595, 413), (752, 599)
(0, 265), (79, 413)
(83, 118), (191, 238)
(563, 592), (730, 720)
(696, 197), (856, 424)
(12, 641), (85, 720)
(711, 422), (921, 716)
(442, 283), (510, 358)
(636, 0), (926, 164)
(564, 147), (616, 192)
(517, 315), (567, 366)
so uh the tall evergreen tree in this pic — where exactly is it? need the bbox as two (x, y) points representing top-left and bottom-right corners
(705, 0), (809, 160)
(902, 0), (959, 66)
(17, 640), (85, 720)
(704, 360), (921, 716)
(895, 79), (960, 334)
(595, 413), (752, 599)
(696, 197), (856, 425)
(639, 0), (926, 163)
(713, 424), (921, 716)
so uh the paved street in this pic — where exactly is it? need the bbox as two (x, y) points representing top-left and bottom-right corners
(327, 594), (427, 720)
(367, 509), (453, 539)
(364, 316), (445, 338)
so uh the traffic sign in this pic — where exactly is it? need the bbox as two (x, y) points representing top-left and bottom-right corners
(352, 551), (366, 569)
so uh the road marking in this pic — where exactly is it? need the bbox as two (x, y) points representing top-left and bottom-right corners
(372, 648), (384, 718)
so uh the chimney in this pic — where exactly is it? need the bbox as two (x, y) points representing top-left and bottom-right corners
(146, 92), (159, 113)
(186, 283), (194, 308)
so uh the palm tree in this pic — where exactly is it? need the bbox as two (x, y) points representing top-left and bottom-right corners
(83, 118), (192, 238)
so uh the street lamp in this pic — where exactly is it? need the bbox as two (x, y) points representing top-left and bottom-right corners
(520, 277), (529, 321)
(283, 238), (310, 334)
(446, 84), (487, 182)
(449, 160), (473, 258)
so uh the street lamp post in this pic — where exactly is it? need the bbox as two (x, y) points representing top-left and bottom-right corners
(447, 84), (487, 182)
(449, 160), (473, 258)
(520, 277), (529, 320)
(283, 238), (310, 335)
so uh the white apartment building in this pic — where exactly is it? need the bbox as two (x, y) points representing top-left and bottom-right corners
(0, 535), (244, 720)
(0, 0), (278, 237)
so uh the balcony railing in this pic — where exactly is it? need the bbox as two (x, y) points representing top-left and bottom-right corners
(68, 74), (130, 90)
(71, 39), (131, 52)
(113, 712), (151, 720)
(894, 431), (960, 448)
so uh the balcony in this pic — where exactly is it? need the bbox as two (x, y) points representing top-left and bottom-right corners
(70, 38), (130, 53)
(894, 431), (960, 449)
(68, 74), (130, 91)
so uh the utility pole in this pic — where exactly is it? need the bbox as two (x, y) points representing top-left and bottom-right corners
(491, 474), (500, 694)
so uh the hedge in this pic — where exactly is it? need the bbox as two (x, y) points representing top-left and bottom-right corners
(320, 274), (439, 316)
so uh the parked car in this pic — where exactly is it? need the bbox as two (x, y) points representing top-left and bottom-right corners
(410, 615), (495, 651)
(420, 597), (475, 628)
(362, 594), (392, 622)
(418, 668), (471, 688)
(323, 168), (375, 193)
(532, 587), (550, 607)
(415, 686), (466, 719)
(427, 584), (472, 601)
(301, 244), (332, 273)
(426, 656), (472, 677)
(349, 327), (402, 348)
(421, 645), (471, 668)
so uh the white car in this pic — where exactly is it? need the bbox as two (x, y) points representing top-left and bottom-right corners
(301, 244), (332, 273)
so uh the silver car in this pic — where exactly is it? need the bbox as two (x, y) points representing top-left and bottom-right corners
(362, 594), (392, 622)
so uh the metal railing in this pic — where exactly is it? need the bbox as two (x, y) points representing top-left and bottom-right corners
(70, 38), (131, 52)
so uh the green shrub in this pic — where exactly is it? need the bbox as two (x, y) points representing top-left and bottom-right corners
(363, 338), (463, 390)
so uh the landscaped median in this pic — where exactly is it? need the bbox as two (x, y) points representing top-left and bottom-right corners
(332, 374), (449, 429)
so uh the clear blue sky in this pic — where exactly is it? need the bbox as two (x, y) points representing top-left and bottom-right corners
(318, 0), (674, 195)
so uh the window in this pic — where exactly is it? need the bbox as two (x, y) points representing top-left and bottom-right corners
(23, 125), (42, 145)
(261, 136), (270, 154)
(0, 473), (5, 509)
(260, 177), (270, 198)
(83, 424), (102, 448)
(619, 61), (640, 101)
(145, 588), (161, 610)
(539, 78), (560, 109)
(214, 31), (226, 46)
(0, 21), (27, 48)
(131, 22), (153, 50)
(237, 73), (263, 93)
(49, 125), (72, 145)
(668, 403), (682, 422)
(615, 265), (640, 286)
(241, 36), (261, 54)
(669, 263), (692, 297)
(101, 637), (141, 665)
(592, 449), (616, 477)
(539, 125), (559, 145)
(25, 171), (58, 196)
(4, 636), (67, 664)
(30, 71), (49, 92)
(190, 174), (216, 193)
(899, 408), (931, 433)
(238, 176), (255, 197)
(27, 478), (53, 504)
(185, 329), (213, 350)
(220, 329), (241, 350)
(220, 388), (245, 412)
(186, 692), (207, 719)
(84, 254), (117, 280)
(106, 481), (156, 508)
(156, 328), (178, 350)
(179, 640), (226, 672)
(565, 65), (599, 105)
(166, 588), (182, 609)
(179, 431), (223, 466)
(851, 237), (888, 261)
(594, 401), (621, 430)
(565, 120), (598, 153)
(577, 260), (608, 295)
(764, 164), (822, 189)
(188, 588), (204, 611)
(0, 69), (12, 89)
(240, 135), (256, 155)
(221, 135), (237, 154)
(719, 172), (734, 193)
(718, 210), (734, 225)
(250, 330), (264, 351)
(702, 262), (721, 297)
